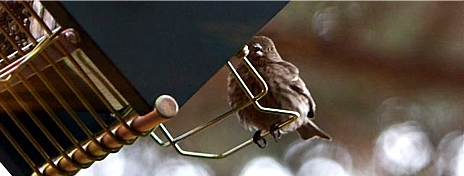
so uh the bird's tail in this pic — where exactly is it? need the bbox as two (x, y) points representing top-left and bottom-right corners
(296, 121), (332, 140)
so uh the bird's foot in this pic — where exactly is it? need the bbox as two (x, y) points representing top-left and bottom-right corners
(270, 123), (282, 142)
(252, 130), (267, 148)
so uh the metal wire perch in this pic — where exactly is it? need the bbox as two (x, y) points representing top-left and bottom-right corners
(151, 45), (301, 159)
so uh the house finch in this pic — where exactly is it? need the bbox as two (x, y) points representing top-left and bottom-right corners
(227, 36), (331, 148)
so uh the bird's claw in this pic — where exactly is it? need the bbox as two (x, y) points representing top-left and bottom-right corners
(270, 124), (282, 142)
(252, 130), (266, 148)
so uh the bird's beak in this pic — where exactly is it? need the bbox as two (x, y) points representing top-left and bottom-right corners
(250, 43), (264, 57)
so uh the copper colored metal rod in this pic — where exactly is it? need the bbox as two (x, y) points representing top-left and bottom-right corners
(33, 95), (178, 176)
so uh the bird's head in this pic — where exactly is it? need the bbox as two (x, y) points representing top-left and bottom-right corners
(246, 36), (281, 62)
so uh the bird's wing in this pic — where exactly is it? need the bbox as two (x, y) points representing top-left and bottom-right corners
(277, 61), (317, 118)
(290, 78), (316, 118)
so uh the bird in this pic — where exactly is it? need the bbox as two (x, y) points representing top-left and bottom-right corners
(227, 36), (331, 148)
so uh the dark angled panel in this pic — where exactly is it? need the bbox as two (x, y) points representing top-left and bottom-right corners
(54, 1), (288, 108)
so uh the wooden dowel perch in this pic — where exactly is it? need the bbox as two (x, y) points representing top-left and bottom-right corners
(33, 95), (178, 176)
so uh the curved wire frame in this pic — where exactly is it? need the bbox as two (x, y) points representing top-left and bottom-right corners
(0, 27), (62, 83)
(0, 25), (146, 175)
(150, 48), (301, 158)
